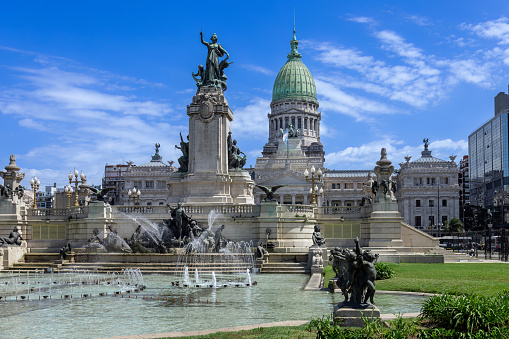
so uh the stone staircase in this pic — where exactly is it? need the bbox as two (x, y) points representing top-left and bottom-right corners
(430, 248), (482, 263)
(4, 253), (253, 275)
(256, 253), (310, 274)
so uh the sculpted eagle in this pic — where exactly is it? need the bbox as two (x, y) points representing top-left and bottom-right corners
(82, 185), (116, 202)
(255, 184), (284, 201)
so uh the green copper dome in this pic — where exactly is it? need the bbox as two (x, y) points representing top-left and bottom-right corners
(272, 32), (318, 105)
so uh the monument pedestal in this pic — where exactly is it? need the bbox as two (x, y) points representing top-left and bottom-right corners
(229, 170), (255, 204)
(334, 302), (381, 327)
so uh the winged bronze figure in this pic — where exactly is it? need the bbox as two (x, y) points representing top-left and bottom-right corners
(255, 184), (284, 201)
(82, 185), (116, 202)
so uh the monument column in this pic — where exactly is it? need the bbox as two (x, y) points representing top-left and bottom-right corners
(168, 31), (254, 205)
(181, 87), (234, 204)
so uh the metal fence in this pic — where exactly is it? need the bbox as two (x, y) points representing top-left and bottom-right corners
(443, 229), (509, 261)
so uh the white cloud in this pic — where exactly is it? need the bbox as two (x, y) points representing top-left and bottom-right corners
(325, 138), (467, 170)
(447, 59), (492, 87)
(18, 118), (49, 132)
(465, 17), (509, 44)
(404, 15), (432, 27)
(375, 30), (424, 59)
(231, 98), (270, 139)
(315, 78), (395, 121)
(0, 54), (183, 186)
(348, 17), (376, 25)
(239, 64), (275, 76)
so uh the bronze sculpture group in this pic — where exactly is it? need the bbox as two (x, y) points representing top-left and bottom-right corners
(227, 132), (246, 169)
(312, 224), (326, 247)
(193, 31), (232, 91)
(175, 133), (189, 172)
(329, 237), (379, 305)
(0, 226), (23, 246)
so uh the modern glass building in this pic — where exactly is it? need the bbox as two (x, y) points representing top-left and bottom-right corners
(468, 87), (509, 220)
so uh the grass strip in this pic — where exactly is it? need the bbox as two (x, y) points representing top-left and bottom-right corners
(326, 263), (509, 296)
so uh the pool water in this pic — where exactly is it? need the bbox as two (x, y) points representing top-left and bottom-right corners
(0, 273), (425, 338)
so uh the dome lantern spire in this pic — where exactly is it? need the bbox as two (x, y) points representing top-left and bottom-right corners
(288, 16), (301, 59)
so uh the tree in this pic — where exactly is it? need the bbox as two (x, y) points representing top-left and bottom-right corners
(448, 218), (464, 233)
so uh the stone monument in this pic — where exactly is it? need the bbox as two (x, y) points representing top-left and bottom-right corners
(167, 31), (254, 205)
(367, 148), (404, 247)
(0, 155), (27, 269)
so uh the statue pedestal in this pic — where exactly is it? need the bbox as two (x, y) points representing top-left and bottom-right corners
(367, 196), (405, 248)
(308, 246), (327, 273)
(334, 302), (381, 327)
(229, 170), (254, 204)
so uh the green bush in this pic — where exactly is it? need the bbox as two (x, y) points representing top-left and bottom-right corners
(420, 291), (509, 333)
(375, 262), (395, 280)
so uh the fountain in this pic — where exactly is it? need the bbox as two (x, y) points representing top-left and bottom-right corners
(174, 210), (255, 288)
(0, 268), (145, 301)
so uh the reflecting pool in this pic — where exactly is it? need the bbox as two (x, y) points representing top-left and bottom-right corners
(0, 273), (425, 338)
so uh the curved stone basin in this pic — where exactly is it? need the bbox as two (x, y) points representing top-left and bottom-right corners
(0, 273), (425, 338)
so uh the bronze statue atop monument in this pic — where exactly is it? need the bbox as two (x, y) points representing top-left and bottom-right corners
(193, 31), (232, 91)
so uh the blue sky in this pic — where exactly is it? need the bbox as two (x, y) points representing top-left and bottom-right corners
(1, 1), (509, 188)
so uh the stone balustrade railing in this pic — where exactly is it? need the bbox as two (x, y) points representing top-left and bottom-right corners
(319, 206), (362, 215)
(285, 205), (315, 214)
(115, 206), (167, 215)
(114, 204), (260, 218)
(30, 207), (88, 217)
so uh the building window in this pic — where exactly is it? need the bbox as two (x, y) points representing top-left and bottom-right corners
(133, 181), (141, 189)
(429, 200), (435, 207)
(291, 117), (295, 128)
(298, 117), (302, 129)
(416, 200), (421, 207)
(332, 183), (336, 189)
(429, 216), (435, 226)
(285, 117), (289, 129)
(157, 180), (166, 189)
(442, 216), (448, 225)
(415, 216), (421, 226)
(304, 118), (308, 129)
(442, 199), (447, 207)
(345, 183), (354, 189)
(145, 181), (154, 189)
(444, 178), (449, 185)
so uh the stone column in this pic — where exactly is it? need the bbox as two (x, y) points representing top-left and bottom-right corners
(291, 194), (296, 205)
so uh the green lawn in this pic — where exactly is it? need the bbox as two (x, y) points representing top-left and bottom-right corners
(326, 263), (509, 296)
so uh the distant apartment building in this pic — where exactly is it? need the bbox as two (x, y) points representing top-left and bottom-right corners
(102, 163), (130, 205)
(36, 183), (60, 209)
(458, 155), (470, 225)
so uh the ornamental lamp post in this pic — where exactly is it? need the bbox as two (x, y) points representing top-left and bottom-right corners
(64, 184), (74, 208)
(30, 176), (40, 209)
(68, 169), (86, 207)
(128, 188), (141, 205)
(304, 166), (323, 205)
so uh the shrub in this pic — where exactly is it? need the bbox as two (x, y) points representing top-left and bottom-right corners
(420, 291), (509, 333)
(375, 262), (395, 280)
